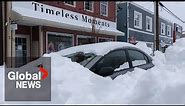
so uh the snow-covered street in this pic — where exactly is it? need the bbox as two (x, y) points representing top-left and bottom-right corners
(1, 38), (185, 104)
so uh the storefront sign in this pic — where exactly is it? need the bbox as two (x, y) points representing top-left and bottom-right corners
(12, 1), (116, 29)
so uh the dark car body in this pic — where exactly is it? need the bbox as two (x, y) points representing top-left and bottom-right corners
(64, 44), (154, 79)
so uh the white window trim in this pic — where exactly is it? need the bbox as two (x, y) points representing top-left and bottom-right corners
(84, 1), (94, 13)
(167, 25), (172, 37)
(161, 22), (166, 35)
(46, 31), (74, 53)
(76, 35), (97, 45)
(134, 10), (142, 29)
(64, 1), (76, 7)
(100, 1), (108, 17)
(98, 37), (113, 42)
(146, 16), (152, 32)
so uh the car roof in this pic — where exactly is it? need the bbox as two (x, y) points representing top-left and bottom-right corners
(57, 41), (140, 56)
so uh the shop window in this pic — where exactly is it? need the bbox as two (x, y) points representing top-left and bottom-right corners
(84, 1), (94, 12)
(77, 35), (96, 45)
(98, 37), (113, 42)
(100, 1), (108, 16)
(47, 33), (73, 53)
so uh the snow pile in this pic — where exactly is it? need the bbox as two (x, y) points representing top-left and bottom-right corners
(165, 38), (185, 65)
(47, 53), (150, 104)
(0, 38), (185, 104)
(57, 41), (136, 56)
(135, 41), (153, 55)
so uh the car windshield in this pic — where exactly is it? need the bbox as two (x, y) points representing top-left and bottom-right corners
(65, 52), (96, 66)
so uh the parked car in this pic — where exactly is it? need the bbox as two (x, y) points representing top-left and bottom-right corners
(59, 42), (154, 79)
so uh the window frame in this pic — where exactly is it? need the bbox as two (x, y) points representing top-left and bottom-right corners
(146, 16), (152, 32)
(46, 31), (74, 53)
(98, 37), (113, 42)
(84, 1), (94, 12)
(161, 22), (166, 35)
(176, 25), (182, 33)
(64, 1), (76, 7)
(126, 48), (149, 68)
(76, 35), (96, 45)
(100, 1), (108, 17)
(167, 25), (172, 37)
(134, 10), (142, 29)
(91, 49), (130, 74)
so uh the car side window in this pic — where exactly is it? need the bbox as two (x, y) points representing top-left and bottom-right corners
(92, 50), (129, 74)
(127, 49), (148, 67)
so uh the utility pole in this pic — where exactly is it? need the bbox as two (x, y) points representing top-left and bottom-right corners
(153, 1), (160, 55)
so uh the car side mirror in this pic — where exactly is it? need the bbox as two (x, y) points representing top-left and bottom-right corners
(98, 67), (114, 76)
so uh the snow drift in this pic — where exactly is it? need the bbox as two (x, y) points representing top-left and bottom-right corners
(0, 39), (185, 104)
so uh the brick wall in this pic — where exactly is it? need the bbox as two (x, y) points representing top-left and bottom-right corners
(39, 1), (116, 22)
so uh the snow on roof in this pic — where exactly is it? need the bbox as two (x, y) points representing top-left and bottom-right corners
(57, 41), (136, 56)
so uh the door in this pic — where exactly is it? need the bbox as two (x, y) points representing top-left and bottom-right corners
(15, 35), (30, 67)
(91, 49), (131, 79)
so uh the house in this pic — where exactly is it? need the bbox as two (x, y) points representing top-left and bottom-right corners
(117, 2), (173, 51)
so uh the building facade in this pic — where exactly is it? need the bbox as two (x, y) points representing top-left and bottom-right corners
(0, 1), (124, 65)
(117, 2), (173, 50)
(173, 23), (183, 42)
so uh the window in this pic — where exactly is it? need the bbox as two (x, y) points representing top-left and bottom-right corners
(146, 16), (152, 32)
(176, 25), (182, 33)
(98, 37), (113, 42)
(84, 1), (94, 12)
(134, 11), (142, 29)
(161, 23), (166, 35)
(100, 1), (108, 16)
(47, 33), (73, 53)
(92, 50), (129, 74)
(167, 25), (172, 37)
(77, 35), (96, 45)
(64, 1), (75, 7)
(128, 49), (148, 67)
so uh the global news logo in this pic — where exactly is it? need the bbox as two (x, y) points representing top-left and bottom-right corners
(7, 64), (48, 89)
(5, 57), (51, 101)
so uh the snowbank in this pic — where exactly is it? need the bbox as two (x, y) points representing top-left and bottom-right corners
(165, 38), (185, 65)
(135, 41), (153, 55)
(57, 41), (136, 56)
(0, 38), (185, 104)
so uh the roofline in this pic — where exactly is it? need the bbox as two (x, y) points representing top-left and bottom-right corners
(118, 1), (173, 24)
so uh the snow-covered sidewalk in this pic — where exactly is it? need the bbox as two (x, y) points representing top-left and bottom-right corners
(0, 38), (185, 104)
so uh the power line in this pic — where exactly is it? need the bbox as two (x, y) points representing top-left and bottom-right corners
(159, 2), (185, 23)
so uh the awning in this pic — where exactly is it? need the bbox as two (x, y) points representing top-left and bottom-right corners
(12, 4), (125, 36)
